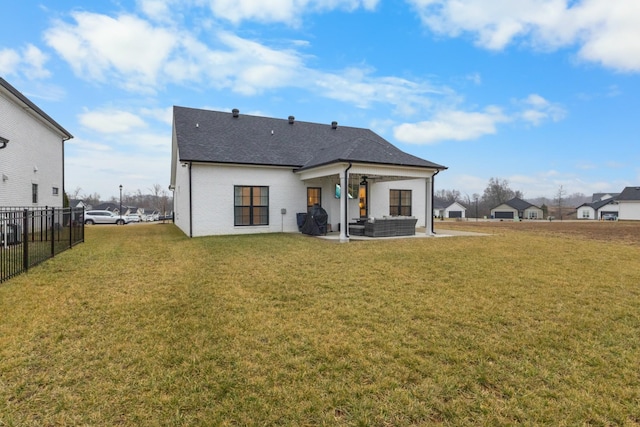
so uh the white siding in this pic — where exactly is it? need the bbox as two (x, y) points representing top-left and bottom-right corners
(172, 157), (192, 235)
(618, 202), (640, 220)
(0, 89), (64, 207)
(370, 179), (427, 226)
(577, 206), (595, 219)
(523, 207), (543, 219)
(188, 164), (307, 237)
(491, 204), (517, 219)
(444, 202), (467, 219)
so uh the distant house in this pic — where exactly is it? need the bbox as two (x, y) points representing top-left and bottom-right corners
(575, 188), (640, 220)
(491, 197), (543, 220)
(0, 78), (73, 207)
(93, 202), (120, 213)
(69, 199), (89, 209)
(616, 187), (640, 220)
(170, 107), (447, 240)
(433, 201), (467, 219)
(576, 194), (618, 220)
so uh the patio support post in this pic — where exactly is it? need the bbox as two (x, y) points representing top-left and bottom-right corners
(340, 163), (352, 242)
(425, 175), (435, 236)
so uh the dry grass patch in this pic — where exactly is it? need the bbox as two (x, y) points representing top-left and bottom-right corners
(1, 223), (640, 425)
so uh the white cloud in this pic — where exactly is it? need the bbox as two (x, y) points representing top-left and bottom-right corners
(205, 0), (380, 24)
(393, 106), (509, 144)
(22, 45), (51, 79)
(0, 44), (50, 79)
(408, 0), (640, 72)
(79, 109), (148, 133)
(138, 0), (173, 21)
(140, 107), (174, 125)
(44, 12), (307, 95)
(42, 10), (449, 113)
(466, 72), (481, 85)
(0, 49), (20, 76)
(517, 94), (566, 126)
(44, 12), (178, 91)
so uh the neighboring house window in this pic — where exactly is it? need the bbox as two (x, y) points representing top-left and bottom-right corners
(52, 187), (59, 196)
(32, 183), (38, 204)
(582, 210), (590, 219)
(234, 186), (269, 226)
(390, 189), (412, 216)
(307, 187), (321, 212)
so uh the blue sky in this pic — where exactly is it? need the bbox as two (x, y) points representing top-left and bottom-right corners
(2, 0), (639, 201)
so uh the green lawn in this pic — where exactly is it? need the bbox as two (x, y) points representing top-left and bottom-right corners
(1, 223), (639, 426)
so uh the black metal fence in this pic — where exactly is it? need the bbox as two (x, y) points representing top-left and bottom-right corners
(1, 207), (84, 283)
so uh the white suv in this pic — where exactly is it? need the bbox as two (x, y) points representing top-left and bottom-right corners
(84, 210), (129, 225)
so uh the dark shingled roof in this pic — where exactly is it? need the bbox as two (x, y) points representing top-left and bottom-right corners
(0, 77), (73, 139)
(592, 192), (619, 202)
(173, 106), (446, 171)
(504, 197), (538, 210)
(617, 186), (640, 201)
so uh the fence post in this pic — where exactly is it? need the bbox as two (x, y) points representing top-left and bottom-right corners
(51, 207), (55, 257)
(23, 209), (29, 271)
(70, 208), (73, 248)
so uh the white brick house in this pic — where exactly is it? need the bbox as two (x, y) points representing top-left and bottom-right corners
(170, 107), (447, 241)
(0, 78), (73, 207)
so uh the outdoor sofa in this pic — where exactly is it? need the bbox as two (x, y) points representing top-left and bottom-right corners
(350, 216), (418, 237)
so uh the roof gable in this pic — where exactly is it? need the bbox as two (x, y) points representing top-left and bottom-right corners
(173, 107), (445, 170)
(0, 78), (73, 139)
(592, 192), (619, 202)
(505, 197), (539, 210)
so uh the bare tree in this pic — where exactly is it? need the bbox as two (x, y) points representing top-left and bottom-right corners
(482, 177), (517, 207)
(555, 185), (566, 220)
(472, 193), (480, 221)
(435, 189), (461, 204)
(150, 183), (163, 211)
(70, 187), (82, 200)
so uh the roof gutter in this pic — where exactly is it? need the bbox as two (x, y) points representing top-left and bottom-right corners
(62, 134), (72, 208)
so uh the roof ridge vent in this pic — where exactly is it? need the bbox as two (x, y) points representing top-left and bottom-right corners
(288, 115), (295, 124)
(331, 121), (338, 129)
(232, 108), (239, 118)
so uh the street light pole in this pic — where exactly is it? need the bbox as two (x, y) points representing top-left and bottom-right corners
(119, 184), (123, 223)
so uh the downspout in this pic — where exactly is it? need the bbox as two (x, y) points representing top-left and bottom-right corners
(344, 162), (352, 238)
(431, 169), (440, 235)
(61, 135), (72, 208)
(188, 161), (193, 238)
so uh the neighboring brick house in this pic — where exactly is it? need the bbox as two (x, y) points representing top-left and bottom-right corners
(0, 78), (73, 207)
(170, 107), (447, 241)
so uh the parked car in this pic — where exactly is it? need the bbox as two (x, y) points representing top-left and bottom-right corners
(602, 213), (618, 221)
(84, 210), (129, 225)
(126, 213), (141, 223)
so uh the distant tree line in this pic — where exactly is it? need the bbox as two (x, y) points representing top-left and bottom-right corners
(67, 184), (173, 214)
(436, 178), (590, 219)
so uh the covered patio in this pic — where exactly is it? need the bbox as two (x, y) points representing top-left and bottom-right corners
(296, 162), (442, 242)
